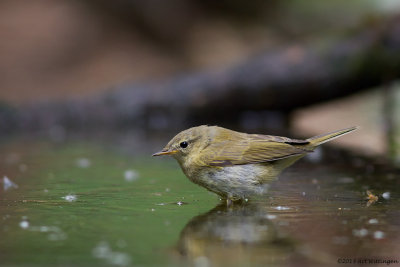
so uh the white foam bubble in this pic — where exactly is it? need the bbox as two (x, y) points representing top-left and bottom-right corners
(3, 176), (18, 191)
(124, 170), (139, 182)
(62, 194), (77, 202)
(382, 192), (390, 200)
(19, 220), (29, 229)
(373, 231), (385, 239)
(352, 228), (368, 237)
(368, 218), (378, 224)
(273, 206), (291, 211)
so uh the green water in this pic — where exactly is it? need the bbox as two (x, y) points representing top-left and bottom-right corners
(0, 137), (399, 266)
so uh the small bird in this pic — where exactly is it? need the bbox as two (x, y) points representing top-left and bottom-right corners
(153, 125), (357, 202)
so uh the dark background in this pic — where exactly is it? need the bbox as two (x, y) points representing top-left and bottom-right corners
(1, 0), (400, 159)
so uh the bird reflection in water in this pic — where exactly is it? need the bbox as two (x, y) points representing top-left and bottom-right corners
(175, 202), (307, 266)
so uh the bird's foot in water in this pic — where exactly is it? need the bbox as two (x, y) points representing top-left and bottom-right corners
(224, 197), (248, 206)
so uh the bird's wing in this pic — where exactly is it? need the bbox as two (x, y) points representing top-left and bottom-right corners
(199, 134), (312, 167)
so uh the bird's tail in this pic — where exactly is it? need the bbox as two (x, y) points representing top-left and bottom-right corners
(306, 126), (358, 148)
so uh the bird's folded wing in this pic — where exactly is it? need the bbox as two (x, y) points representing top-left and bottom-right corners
(199, 138), (312, 167)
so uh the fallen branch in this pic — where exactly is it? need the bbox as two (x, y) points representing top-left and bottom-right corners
(2, 16), (400, 133)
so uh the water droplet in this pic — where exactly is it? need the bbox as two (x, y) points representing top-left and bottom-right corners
(19, 220), (29, 229)
(47, 232), (67, 241)
(92, 241), (131, 266)
(382, 192), (390, 200)
(373, 231), (385, 239)
(109, 252), (131, 266)
(3, 176), (18, 191)
(62, 194), (77, 202)
(124, 170), (139, 182)
(368, 218), (378, 224)
(92, 241), (111, 259)
(76, 158), (91, 168)
(273, 206), (291, 211)
(352, 228), (368, 237)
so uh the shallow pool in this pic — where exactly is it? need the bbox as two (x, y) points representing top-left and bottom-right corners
(0, 136), (399, 266)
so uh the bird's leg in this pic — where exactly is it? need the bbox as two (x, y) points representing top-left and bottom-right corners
(226, 193), (236, 206)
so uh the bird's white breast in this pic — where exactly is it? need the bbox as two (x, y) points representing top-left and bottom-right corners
(192, 164), (276, 200)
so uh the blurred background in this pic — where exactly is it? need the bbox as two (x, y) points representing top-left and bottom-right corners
(1, 0), (400, 159)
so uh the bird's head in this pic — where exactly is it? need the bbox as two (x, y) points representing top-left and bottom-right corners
(152, 125), (211, 164)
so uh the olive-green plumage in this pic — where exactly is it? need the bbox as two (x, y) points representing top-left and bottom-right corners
(153, 125), (357, 200)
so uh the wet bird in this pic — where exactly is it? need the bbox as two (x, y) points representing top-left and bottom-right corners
(153, 125), (357, 202)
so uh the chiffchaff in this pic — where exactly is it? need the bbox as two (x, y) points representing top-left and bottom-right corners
(153, 125), (357, 201)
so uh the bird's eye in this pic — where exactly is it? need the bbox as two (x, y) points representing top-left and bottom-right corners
(180, 141), (188, 148)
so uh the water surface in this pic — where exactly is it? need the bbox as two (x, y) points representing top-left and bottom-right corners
(0, 136), (399, 266)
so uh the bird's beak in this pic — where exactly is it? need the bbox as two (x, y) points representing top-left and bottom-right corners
(152, 149), (178, 157)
